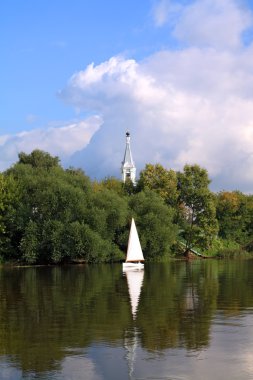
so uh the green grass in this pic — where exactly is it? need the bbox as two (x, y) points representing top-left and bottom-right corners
(206, 238), (252, 259)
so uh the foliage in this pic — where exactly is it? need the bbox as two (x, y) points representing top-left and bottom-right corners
(138, 163), (178, 206)
(177, 164), (218, 251)
(3, 152), (125, 264)
(92, 176), (124, 196)
(216, 191), (253, 245)
(122, 177), (136, 195)
(90, 188), (128, 241)
(18, 149), (60, 169)
(205, 237), (241, 257)
(0, 174), (10, 234)
(128, 190), (178, 260)
(2, 149), (253, 263)
(0, 173), (20, 256)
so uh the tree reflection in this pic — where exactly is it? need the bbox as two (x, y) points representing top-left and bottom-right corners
(0, 260), (252, 374)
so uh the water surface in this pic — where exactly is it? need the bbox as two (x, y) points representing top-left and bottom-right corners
(0, 260), (253, 379)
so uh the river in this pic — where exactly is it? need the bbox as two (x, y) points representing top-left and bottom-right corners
(0, 259), (253, 379)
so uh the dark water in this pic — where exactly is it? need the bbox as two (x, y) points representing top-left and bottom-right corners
(0, 260), (253, 380)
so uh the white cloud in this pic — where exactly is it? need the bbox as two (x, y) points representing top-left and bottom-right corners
(26, 113), (38, 124)
(175, 0), (252, 49)
(0, 116), (101, 171)
(0, 135), (10, 146)
(60, 1), (253, 192)
(3, 0), (253, 192)
(152, 0), (178, 27)
(153, 0), (253, 49)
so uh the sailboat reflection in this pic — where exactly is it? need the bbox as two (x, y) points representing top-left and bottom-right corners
(123, 268), (144, 379)
(124, 268), (144, 319)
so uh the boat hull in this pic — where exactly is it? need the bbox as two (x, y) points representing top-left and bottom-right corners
(122, 262), (144, 270)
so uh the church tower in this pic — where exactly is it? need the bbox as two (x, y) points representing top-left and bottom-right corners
(121, 131), (136, 185)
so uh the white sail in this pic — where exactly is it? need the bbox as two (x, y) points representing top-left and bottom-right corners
(125, 219), (144, 263)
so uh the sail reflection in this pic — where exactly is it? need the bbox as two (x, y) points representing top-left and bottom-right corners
(124, 268), (144, 320)
(123, 268), (144, 379)
(1, 262), (253, 379)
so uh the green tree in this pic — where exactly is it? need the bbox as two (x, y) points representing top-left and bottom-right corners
(177, 164), (218, 252)
(4, 150), (126, 264)
(3, 154), (85, 262)
(244, 195), (253, 248)
(0, 173), (19, 256)
(90, 188), (129, 244)
(18, 149), (60, 169)
(19, 220), (39, 264)
(128, 190), (177, 260)
(122, 177), (136, 195)
(0, 174), (8, 235)
(92, 176), (125, 196)
(138, 163), (178, 206)
(216, 191), (253, 245)
(65, 167), (92, 193)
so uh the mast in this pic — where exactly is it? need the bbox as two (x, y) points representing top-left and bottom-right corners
(121, 131), (136, 185)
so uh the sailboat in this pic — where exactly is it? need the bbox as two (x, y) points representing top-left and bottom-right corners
(123, 218), (144, 270)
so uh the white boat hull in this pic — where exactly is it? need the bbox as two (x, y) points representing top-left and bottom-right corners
(123, 262), (144, 270)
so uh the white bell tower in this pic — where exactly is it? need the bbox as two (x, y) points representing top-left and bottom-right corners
(121, 131), (136, 185)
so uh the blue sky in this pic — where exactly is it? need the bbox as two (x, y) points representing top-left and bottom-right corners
(2, 0), (180, 133)
(2, 0), (253, 191)
(1, 1), (152, 132)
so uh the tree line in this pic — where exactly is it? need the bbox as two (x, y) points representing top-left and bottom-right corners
(0, 149), (253, 264)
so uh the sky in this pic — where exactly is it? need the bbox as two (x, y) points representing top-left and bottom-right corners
(2, 0), (253, 192)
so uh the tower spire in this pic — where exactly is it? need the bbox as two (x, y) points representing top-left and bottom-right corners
(121, 131), (136, 184)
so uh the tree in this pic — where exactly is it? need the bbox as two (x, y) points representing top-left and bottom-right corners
(216, 191), (252, 244)
(177, 164), (218, 252)
(65, 167), (92, 193)
(3, 153), (89, 263)
(4, 150), (126, 264)
(18, 150), (60, 170)
(19, 220), (39, 264)
(138, 163), (178, 206)
(0, 173), (20, 256)
(92, 177), (124, 195)
(0, 174), (8, 235)
(90, 188), (129, 243)
(122, 177), (136, 196)
(128, 190), (177, 260)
